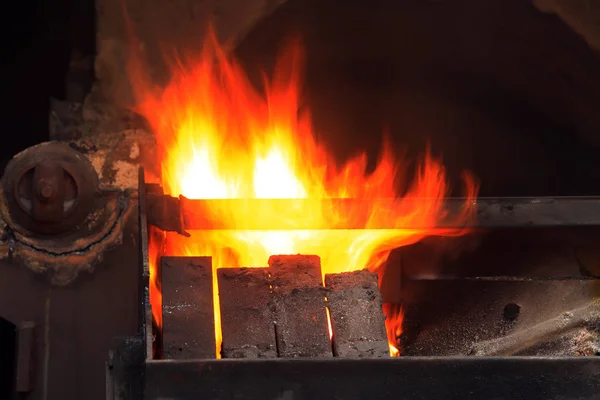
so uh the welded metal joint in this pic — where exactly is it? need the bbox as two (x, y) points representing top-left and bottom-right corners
(144, 185), (189, 237)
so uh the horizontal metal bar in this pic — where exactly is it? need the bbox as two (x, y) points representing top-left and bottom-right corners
(144, 357), (600, 400)
(405, 276), (600, 281)
(178, 196), (600, 230)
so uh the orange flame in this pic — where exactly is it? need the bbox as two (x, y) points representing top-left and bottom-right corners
(383, 304), (405, 356)
(137, 28), (477, 357)
(148, 227), (165, 331)
(325, 304), (334, 340)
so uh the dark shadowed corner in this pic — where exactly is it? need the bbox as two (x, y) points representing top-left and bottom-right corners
(235, 0), (600, 196)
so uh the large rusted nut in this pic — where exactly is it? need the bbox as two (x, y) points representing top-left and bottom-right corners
(1, 142), (99, 236)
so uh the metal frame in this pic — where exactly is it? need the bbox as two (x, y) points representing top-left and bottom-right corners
(179, 196), (600, 229)
(147, 190), (600, 232)
(124, 169), (600, 399)
(143, 357), (600, 400)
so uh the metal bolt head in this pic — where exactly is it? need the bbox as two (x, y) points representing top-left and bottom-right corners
(38, 182), (55, 200)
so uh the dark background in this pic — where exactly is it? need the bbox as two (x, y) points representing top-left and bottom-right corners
(0, 0), (94, 165)
(235, 0), (600, 197)
(2, 0), (600, 197)
(0, 318), (16, 397)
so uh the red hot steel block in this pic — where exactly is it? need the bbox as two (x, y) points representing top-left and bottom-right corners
(268, 255), (333, 358)
(218, 268), (277, 358)
(325, 270), (390, 358)
(161, 256), (216, 359)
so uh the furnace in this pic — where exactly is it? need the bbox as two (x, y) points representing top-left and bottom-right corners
(0, 144), (600, 399)
(134, 176), (600, 399)
(3, 0), (600, 399)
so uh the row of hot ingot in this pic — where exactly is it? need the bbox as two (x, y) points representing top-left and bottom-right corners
(160, 255), (390, 359)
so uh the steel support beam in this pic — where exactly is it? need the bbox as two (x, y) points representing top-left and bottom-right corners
(147, 195), (600, 231)
(144, 357), (600, 400)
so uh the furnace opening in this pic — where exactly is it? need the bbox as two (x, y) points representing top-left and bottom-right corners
(122, 0), (600, 364)
(132, 22), (479, 358)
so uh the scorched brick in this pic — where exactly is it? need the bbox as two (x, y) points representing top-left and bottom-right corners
(325, 270), (390, 358)
(218, 268), (277, 358)
(268, 255), (332, 358)
(161, 256), (216, 359)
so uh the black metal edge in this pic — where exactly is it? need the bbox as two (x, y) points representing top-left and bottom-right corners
(144, 357), (600, 400)
(138, 167), (153, 361)
(107, 336), (145, 400)
(145, 192), (600, 231)
(468, 196), (600, 227)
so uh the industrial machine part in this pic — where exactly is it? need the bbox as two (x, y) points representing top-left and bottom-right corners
(0, 141), (142, 400)
(104, 171), (600, 400)
(2, 142), (99, 236)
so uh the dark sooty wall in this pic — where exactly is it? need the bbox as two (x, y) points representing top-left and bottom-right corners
(0, 0), (94, 169)
(235, 0), (600, 197)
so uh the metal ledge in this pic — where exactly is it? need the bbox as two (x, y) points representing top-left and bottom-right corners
(143, 357), (600, 400)
(147, 192), (600, 231)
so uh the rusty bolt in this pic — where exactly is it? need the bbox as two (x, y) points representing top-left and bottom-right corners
(37, 182), (55, 200)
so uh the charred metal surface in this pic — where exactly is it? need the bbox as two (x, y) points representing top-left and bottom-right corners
(378, 248), (403, 304)
(399, 226), (600, 279)
(379, 226), (600, 310)
(147, 227), (166, 360)
(0, 205), (140, 400)
(144, 357), (600, 400)
(1, 142), (99, 235)
(218, 268), (277, 358)
(470, 300), (600, 356)
(106, 336), (145, 400)
(472, 197), (600, 227)
(385, 225), (600, 357)
(138, 168), (153, 361)
(161, 256), (216, 359)
(156, 196), (600, 230)
(325, 270), (389, 358)
(0, 191), (136, 285)
(400, 278), (600, 356)
(269, 255), (332, 358)
(517, 328), (600, 357)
